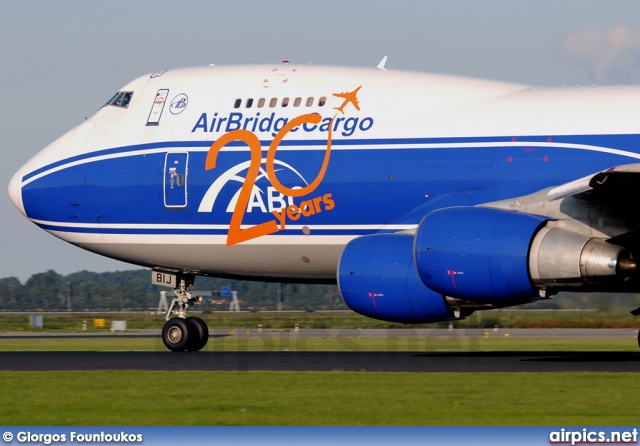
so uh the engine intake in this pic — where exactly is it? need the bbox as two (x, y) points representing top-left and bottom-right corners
(338, 233), (457, 324)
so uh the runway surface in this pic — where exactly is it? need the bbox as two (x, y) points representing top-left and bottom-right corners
(1, 329), (638, 372)
(1, 350), (639, 372)
(1, 328), (638, 338)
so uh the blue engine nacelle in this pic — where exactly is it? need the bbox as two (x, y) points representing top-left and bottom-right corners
(338, 233), (457, 324)
(414, 207), (546, 302)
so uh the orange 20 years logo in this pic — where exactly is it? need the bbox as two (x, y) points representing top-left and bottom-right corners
(205, 86), (362, 247)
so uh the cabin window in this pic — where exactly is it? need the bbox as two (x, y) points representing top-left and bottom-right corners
(282, 98), (289, 107)
(293, 97), (301, 107)
(269, 98), (277, 108)
(257, 98), (265, 108)
(104, 91), (134, 108)
(234, 99), (242, 108)
(246, 98), (254, 108)
(318, 97), (326, 106)
(306, 97), (314, 107)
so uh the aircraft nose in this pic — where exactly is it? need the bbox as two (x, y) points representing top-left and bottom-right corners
(8, 168), (25, 217)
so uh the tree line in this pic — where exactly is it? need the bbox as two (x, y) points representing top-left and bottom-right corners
(0, 269), (345, 312)
(1, 269), (639, 313)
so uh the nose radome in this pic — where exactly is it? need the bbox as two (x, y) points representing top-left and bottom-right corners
(8, 168), (25, 217)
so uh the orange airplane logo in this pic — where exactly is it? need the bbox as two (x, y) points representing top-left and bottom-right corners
(333, 85), (362, 114)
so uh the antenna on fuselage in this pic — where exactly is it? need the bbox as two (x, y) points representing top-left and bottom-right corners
(377, 56), (388, 71)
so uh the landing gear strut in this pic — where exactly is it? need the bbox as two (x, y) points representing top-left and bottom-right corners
(157, 272), (209, 352)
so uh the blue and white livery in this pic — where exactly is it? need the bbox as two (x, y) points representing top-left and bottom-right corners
(8, 62), (640, 351)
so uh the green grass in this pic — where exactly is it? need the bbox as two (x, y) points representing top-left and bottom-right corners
(0, 335), (637, 351)
(1, 334), (637, 425)
(1, 309), (639, 332)
(0, 371), (637, 425)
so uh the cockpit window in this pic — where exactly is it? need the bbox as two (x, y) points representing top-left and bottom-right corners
(104, 93), (119, 106)
(104, 91), (134, 108)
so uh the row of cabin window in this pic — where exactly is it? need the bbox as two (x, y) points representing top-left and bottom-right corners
(234, 96), (327, 109)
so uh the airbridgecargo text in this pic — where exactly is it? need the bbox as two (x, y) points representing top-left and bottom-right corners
(191, 112), (374, 137)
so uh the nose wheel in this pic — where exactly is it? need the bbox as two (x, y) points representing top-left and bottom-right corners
(162, 318), (191, 352)
(186, 316), (209, 351)
(162, 316), (209, 352)
(155, 272), (211, 352)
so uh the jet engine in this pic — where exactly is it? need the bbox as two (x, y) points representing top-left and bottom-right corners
(338, 207), (637, 322)
(337, 233), (457, 324)
(415, 207), (636, 300)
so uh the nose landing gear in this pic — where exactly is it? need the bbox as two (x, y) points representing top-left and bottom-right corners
(156, 271), (210, 352)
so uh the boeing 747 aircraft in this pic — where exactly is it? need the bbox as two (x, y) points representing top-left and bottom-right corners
(8, 61), (640, 351)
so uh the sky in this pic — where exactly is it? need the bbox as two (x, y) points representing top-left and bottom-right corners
(4, 0), (640, 282)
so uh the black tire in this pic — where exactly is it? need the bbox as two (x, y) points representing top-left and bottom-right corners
(186, 316), (209, 351)
(162, 318), (191, 352)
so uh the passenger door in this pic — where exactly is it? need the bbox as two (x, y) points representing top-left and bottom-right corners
(164, 152), (189, 208)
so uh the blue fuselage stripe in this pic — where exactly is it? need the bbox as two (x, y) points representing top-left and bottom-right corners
(22, 133), (640, 182)
(21, 133), (640, 237)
